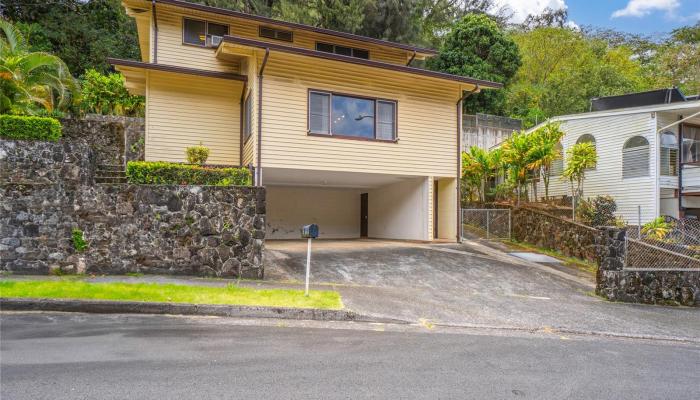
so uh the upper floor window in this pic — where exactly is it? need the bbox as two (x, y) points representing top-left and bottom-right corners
(660, 131), (678, 176)
(622, 136), (650, 179)
(309, 90), (396, 141)
(183, 18), (228, 47)
(259, 26), (293, 42)
(316, 42), (369, 59)
(682, 125), (700, 164)
(243, 92), (253, 142)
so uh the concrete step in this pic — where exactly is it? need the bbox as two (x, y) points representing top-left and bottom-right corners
(96, 164), (126, 172)
(95, 177), (128, 184)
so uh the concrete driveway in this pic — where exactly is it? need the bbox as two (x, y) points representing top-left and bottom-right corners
(265, 239), (700, 341)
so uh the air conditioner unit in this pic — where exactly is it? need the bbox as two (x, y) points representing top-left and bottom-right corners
(208, 35), (223, 47)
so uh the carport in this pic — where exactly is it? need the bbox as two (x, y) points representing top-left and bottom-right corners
(264, 167), (457, 241)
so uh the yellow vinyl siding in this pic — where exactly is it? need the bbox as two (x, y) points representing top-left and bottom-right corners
(242, 58), (258, 166)
(127, 1), (412, 66)
(145, 71), (242, 164)
(260, 52), (459, 177)
(155, 8), (239, 72)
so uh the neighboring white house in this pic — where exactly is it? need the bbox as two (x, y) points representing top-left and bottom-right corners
(528, 89), (700, 225)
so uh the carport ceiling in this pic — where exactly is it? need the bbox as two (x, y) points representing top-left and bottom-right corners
(264, 167), (421, 189)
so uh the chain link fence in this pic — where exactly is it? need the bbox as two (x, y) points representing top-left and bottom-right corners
(461, 208), (511, 240)
(626, 214), (700, 271)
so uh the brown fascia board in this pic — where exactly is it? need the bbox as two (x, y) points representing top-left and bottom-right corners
(152, 0), (438, 56)
(221, 36), (503, 89)
(107, 58), (248, 81)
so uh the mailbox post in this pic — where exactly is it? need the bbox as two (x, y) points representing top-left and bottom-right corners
(300, 224), (319, 296)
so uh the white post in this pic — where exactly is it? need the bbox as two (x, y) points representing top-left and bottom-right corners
(638, 205), (642, 238)
(305, 237), (312, 297)
(486, 209), (490, 239)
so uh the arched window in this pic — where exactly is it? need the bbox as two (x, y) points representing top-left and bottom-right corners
(660, 131), (678, 176)
(576, 134), (597, 169)
(622, 136), (650, 179)
(551, 142), (564, 176)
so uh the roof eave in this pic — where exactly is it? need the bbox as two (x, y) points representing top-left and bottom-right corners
(220, 35), (502, 89)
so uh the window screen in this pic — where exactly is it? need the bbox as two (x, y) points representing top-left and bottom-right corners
(244, 93), (253, 141)
(316, 42), (369, 59)
(622, 136), (650, 179)
(183, 18), (206, 46)
(259, 26), (293, 42)
(660, 131), (678, 176)
(376, 101), (396, 140)
(309, 92), (330, 134)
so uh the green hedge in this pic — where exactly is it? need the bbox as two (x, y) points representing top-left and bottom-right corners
(126, 161), (252, 186)
(0, 114), (62, 141)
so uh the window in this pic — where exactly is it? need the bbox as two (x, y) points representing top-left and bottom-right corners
(308, 91), (397, 141)
(551, 142), (564, 176)
(183, 18), (228, 47)
(315, 42), (369, 59)
(660, 131), (678, 176)
(259, 26), (293, 42)
(682, 125), (700, 163)
(576, 134), (596, 169)
(622, 136), (650, 179)
(243, 93), (253, 142)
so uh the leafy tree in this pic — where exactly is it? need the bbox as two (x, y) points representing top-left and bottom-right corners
(506, 27), (649, 122)
(2, 0), (140, 75)
(428, 13), (521, 114)
(526, 122), (564, 201)
(562, 142), (597, 200)
(500, 131), (532, 204)
(521, 7), (568, 29)
(0, 18), (77, 115)
(79, 69), (144, 116)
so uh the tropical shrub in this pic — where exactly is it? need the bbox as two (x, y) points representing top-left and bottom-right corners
(79, 69), (144, 116)
(641, 217), (672, 240)
(126, 161), (251, 186)
(576, 195), (617, 226)
(0, 114), (61, 141)
(0, 18), (77, 115)
(563, 142), (597, 199)
(71, 228), (87, 252)
(185, 143), (210, 165)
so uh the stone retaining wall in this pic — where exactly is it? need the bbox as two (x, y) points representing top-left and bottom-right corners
(60, 114), (145, 165)
(511, 206), (600, 262)
(596, 227), (699, 306)
(1, 130), (265, 278)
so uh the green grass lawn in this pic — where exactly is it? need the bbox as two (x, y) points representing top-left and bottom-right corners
(0, 280), (343, 310)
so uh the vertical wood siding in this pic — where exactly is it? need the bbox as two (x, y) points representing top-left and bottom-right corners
(145, 71), (242, 164)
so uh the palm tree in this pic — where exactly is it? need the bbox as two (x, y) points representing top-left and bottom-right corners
(0, 18), (77, 115)
(462, 146), (491, 203)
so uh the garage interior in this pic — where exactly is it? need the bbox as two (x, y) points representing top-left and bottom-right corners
(264, 168), (457, 241)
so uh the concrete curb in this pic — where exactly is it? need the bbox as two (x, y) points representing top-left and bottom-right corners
(0, 298), (398, 323)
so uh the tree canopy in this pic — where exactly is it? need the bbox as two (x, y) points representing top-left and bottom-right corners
(427, 13), (521, 115)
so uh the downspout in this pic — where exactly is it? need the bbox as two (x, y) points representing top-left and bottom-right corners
(239, 82), (247, 167)
(406, 50), (417, 66)
(678, 118), (684, 217)
(456, 85), (480, 242)
(256, 48), (270, 186)
(151, 0), (158, 63)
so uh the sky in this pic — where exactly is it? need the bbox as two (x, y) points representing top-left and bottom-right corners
(495, 0), (700, 36)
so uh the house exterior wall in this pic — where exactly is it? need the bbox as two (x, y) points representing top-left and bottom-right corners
(368, 178), (429, 241)
(436, 178), (457, 239)
(145, 70), (243, 164)
(260, 52), (460, 177)
(266, 186), (361, 239)
(540, 112), (658, 224)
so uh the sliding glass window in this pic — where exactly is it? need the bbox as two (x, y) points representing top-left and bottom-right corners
(309, 91), (396, 141)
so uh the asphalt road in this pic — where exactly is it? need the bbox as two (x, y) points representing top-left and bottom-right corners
(2, 312), (699, 400)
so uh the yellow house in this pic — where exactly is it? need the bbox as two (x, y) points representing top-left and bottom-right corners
(110, 0), (502, 242)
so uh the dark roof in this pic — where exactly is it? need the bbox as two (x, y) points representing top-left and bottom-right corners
(222, 35), (502, 88)
(590, 88), (690, 112)
(108, 58), (248, 81)
(153, 0), (438, 55)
